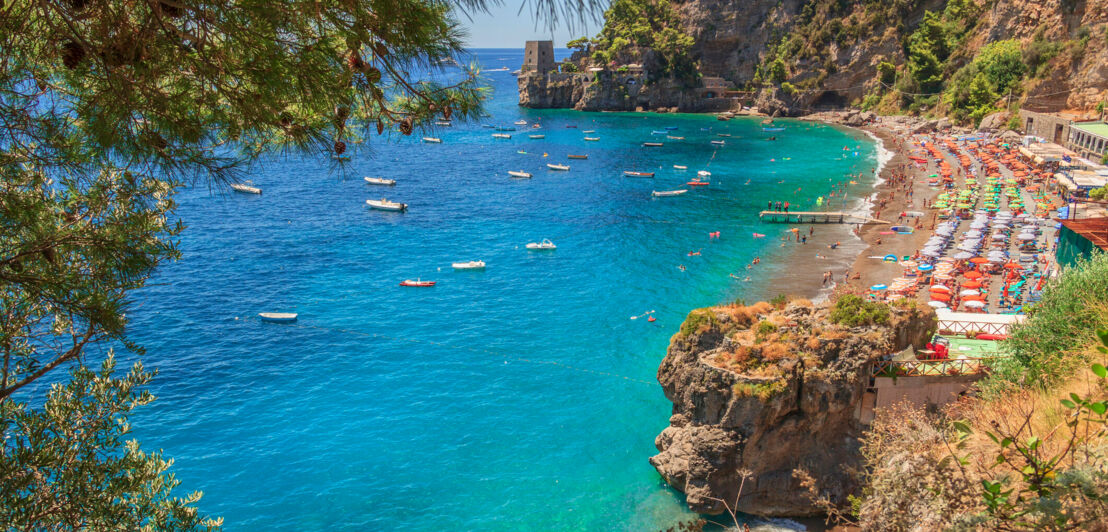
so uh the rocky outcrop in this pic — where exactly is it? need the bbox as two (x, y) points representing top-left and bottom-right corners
(518, 70), (729, 112)
(650, 300), (935, 517)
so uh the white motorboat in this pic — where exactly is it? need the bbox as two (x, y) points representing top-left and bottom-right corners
(486, 67), (510, 72)
(547, 163), (569, 171)
(652, 189), (688, 197)
(673, 165), (688, 170)
(584, 137), (600, 141)
(452, 260), (486, 270)
(529, 134), (545, 139)
(422, 137), (442, 143)
(526, 239), (556, 250)
(230, 182), (262, 194)
(492, 133), (511, 139)
(259, 312), (297, 323)
(697, 170), (712, 177)
(435, 121), (452, 126)
(514, 120), (527, 126)
(364, 176), (396, 186)
(508, 170), (533, 178)
(710, 140), (725, 145)
(366, 198), (408, 211)
(582, 130), (596, 133)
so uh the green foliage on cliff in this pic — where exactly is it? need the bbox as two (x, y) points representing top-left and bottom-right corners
(574, 0), (696, 80)
(679, 308), (719, 338)
(829, 295), (890, 328)
(944, 40), (1025, 125)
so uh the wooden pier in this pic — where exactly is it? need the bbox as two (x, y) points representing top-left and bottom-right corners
(758, 211), (888, 224)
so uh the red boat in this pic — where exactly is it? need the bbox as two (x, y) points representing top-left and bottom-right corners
(399, 279), (436, 287)
(623, 171), (655, 177)
(686, 180), (709, 186)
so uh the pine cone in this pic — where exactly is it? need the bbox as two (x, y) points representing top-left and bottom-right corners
(398, 118), (413, 136)
(334, 141), (346, 155)
(347, 51), (365, 72)
(61, 41), (86, 70)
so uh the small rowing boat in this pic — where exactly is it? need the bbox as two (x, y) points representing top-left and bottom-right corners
(230, 182), (262, 194)
(399, 279), (435, 287)
(526, 239), (556, 250)
(492, 133), (511, 139)
(665, 126), (678, 130)
(697, 170), (712, 177)
(452, 260), (486, 270)
(717, 133), (731, 137)
(547, 163), (570, 171)
(710, 140), (725, 145)
(567, 154), (588, 159)
(687, 180), (709, 186)
(652, 189), (687, 197)
(651, 130), (668, 135)
(643, 142), (663, 147)
(435, 121), (452, 127)
(673, 165), (688, 170)
(584, 137), (600, 141)
(364, 176), (396, 186)
(529, 134), (545, 139)
(259, 312), (297, 322)
(623, 171), (655, 177)
(422, 137), (442, 143)
(514, 120), (527, 126)
(582, 130), (596, 133)
(762, 127), (785, 132)
(508, 170), (532, 178)
(366, 198), (408, 211)
(666, 136), (685, 140)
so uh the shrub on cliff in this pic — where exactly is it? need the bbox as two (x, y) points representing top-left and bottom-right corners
(828, 295), (890, 328)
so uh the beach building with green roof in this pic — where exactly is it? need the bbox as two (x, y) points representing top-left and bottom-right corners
(1069, 121), (1108, 162)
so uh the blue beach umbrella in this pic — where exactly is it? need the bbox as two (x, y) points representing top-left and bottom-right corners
(871, 284), (888, 291)
(918, 264), (934, 272)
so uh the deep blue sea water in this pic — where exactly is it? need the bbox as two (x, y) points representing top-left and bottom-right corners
(121, 49), (880, 530)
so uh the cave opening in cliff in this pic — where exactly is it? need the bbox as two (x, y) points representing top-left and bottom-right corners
(813, 90), (848, 110)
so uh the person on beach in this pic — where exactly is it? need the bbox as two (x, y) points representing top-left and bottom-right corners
(768, 200), (773, 211)
(784, 201), (790, 213)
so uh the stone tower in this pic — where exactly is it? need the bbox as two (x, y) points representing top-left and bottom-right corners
(522, 41), (555, 74)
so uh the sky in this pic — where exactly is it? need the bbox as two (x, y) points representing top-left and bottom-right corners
(459, 1), (603, 48)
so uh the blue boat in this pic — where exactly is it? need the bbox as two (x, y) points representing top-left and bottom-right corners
(664, 126), (678, 130)
(763, 127), (785, 132)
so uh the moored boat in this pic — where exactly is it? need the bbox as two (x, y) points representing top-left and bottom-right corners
(492, 133), (511, 139)
(435, 121), (452, 126)
(582, 130), (596, 133)
(399, 279), (435, 287)
(762, 127), (785, 132)
(710, 140), (725, 145)
(567, 154), (588, 159)
(623, 171), (655, 177)
(664, 126), (678, 130)
(547, 163), (570, 171)
(508, 170), (533, 178)
(642, 142), (663, 147)
(651, 130), (667, 135)
(584, 137), (600, 141)
(230, 182), (262, 194)
(529, 134), (545, 139)
(687, 180), (709, 186)
(526, 239), (556, 250)
(366, 198), (408, 211)
(514, 120), (527, 126)
(652, 189), (687, 197)
(673, 165), (688, 170)
(364, 176), (396, 186)
(495, 126), (516, 132)
(697, 170), (712, 177)
(422, 137), (442, 143)
(666, 136), (685, 140)
(259, 312), (297, 322)
(717, 133), (731, 137)
(452, 260), (486, 270)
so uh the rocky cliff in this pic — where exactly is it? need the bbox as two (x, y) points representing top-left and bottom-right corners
(521, 0), (1108, 118)
(649, 299), (935, 517)
(518, 70), (725, 112)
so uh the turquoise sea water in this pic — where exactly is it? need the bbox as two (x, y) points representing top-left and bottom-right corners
(122, 49), (879, 530)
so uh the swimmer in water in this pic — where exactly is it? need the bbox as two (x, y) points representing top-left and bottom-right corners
(678, 264), (687, 272)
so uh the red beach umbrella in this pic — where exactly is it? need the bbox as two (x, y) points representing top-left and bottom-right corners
(930, 293), (951, 302)
(969, 257), (988, 264)
(962, 281), (982, 289)
(964, 271), (983, 280)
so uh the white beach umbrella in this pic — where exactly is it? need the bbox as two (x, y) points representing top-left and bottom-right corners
(964, 300), (986, 309)
(960, 289), (980, 296)
(927, 301), (948, 309)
